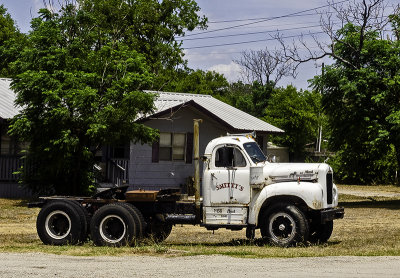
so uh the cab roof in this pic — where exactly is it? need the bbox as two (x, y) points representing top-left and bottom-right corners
(204, 135), (257, 155)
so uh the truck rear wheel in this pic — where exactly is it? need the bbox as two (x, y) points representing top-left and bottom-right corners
(64, 200), (90, 243)
(90, 203), (137, 246)
(116, 203), (146, 238)
(36, 200), (84, 245)
(261, 203), (309, 247)
(309, 220), (333, 243)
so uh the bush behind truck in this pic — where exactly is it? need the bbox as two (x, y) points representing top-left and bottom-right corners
(29, 120), (344, 247)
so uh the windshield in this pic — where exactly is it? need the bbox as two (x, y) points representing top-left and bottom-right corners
(243, 142), (266, 163)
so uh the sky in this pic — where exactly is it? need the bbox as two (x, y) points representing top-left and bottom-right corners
(1, 0), (399, 89)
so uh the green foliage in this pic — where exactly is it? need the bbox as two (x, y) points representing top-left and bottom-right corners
(263, 86), (321, 161)
(78, 0), (206, 73)
(223, 81), (253, 113)
(223, 81), (274, 118)
(8, 0), (205, 195)
(312, 20), (400, 184)
(158, 68), (229, 97)
(0, 5), (27, 77)
(329, 144), (398, 185)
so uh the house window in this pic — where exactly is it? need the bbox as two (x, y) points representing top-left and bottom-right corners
(159, 132), (185, 161)
(152, 132), (193, 163)
(1, 134), (12, 155)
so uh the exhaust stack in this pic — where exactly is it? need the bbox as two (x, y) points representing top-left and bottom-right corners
(193, 119), (202, 216)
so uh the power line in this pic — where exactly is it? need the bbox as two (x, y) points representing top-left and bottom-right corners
(185, 45), (324, 56)
(193, 20), (324, 34)
(179, 24), (322, 41)
(184, 31), (326, 50)
(207, 12), (333, 24)
(184, 0), (350, 37)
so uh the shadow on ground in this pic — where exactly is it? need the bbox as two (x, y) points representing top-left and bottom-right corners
(339, 199), (400, 210)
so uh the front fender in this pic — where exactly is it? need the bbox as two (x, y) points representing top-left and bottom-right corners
(248, 182), (324, 225)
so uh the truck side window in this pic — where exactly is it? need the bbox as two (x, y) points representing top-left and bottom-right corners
(215, 147), (246, 168)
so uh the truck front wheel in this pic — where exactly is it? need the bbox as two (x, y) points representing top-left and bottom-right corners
(261, 203), (309, 247)
(309, 220), (333, 243)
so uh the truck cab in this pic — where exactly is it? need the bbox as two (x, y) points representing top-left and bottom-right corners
(201, 134), (343, 246)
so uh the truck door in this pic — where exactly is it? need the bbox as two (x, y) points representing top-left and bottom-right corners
(209, 145), (250, 205)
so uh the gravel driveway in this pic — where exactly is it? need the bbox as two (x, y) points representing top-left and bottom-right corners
(1, 252), (399, 278)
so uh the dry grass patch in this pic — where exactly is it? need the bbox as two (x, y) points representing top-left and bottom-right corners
(338, 184), (400, 194)
(1, 185), (400, 257)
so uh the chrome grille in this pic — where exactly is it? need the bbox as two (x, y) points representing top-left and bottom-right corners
(326, 171), (333, 205)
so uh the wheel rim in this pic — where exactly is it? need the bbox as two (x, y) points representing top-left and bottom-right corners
(99, 214), (126, 244)
(45, 210), (72, 240)
(269, 212), (296, 244)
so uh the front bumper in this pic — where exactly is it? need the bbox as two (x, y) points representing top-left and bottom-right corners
(320, 207), (344, 223)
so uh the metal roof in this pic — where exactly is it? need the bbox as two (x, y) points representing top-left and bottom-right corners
(0, 78), (19, 120)
(146, 91), (284, 134)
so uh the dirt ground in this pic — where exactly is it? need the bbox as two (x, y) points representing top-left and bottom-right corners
(1, 252), (400, 278)
(339, 187), (400, 198)
(1, 185), (400, 277)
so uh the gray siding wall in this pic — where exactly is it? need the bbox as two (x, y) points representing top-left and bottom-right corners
(129, 107), (227, 190)
(0, 182), (32, 198)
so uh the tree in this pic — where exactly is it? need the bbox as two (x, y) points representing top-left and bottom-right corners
(263, 86), (320, 161)
(234, 47), (295, 86)
(277, 0), (400, 183)
(44, 0), (207, 75)
(9, 0), (206, 195)
(158, 69), (229, 97)
(0, 5), (27, 77)
(314, 22), (400, 184)
(222, 81), (274, 118)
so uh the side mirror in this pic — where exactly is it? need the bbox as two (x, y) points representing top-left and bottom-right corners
(269, 155), (276, 163)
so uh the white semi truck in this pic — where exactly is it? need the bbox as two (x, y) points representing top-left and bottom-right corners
(30, 120), (344, 247)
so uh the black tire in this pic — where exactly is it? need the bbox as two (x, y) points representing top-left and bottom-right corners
(145, 216), (172, 243)
(246, 226), (255, 240)
(36, 200), (84, 245)
(115, 203), (146, 239)
(260, 203), (309, 247)
(309, 220), (333, 243)
(64, 200), (90, 243)
(90, 203), (137, 246)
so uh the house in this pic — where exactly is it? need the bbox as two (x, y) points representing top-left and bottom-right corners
(0, 78), (31, 197)
(127, 91), (284, 191)
(0, 79), (285, 196)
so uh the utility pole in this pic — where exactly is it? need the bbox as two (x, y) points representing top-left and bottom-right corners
(316, 63), (324, 153)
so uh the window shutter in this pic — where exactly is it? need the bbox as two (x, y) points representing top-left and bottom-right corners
(152, 141), (159, 163)
(186, 132), (193, 164)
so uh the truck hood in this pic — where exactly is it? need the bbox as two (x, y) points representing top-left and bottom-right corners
(262, 163), (331, 184)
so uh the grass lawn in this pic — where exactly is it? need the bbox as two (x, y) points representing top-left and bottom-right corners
(1, 185), (400, 257)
